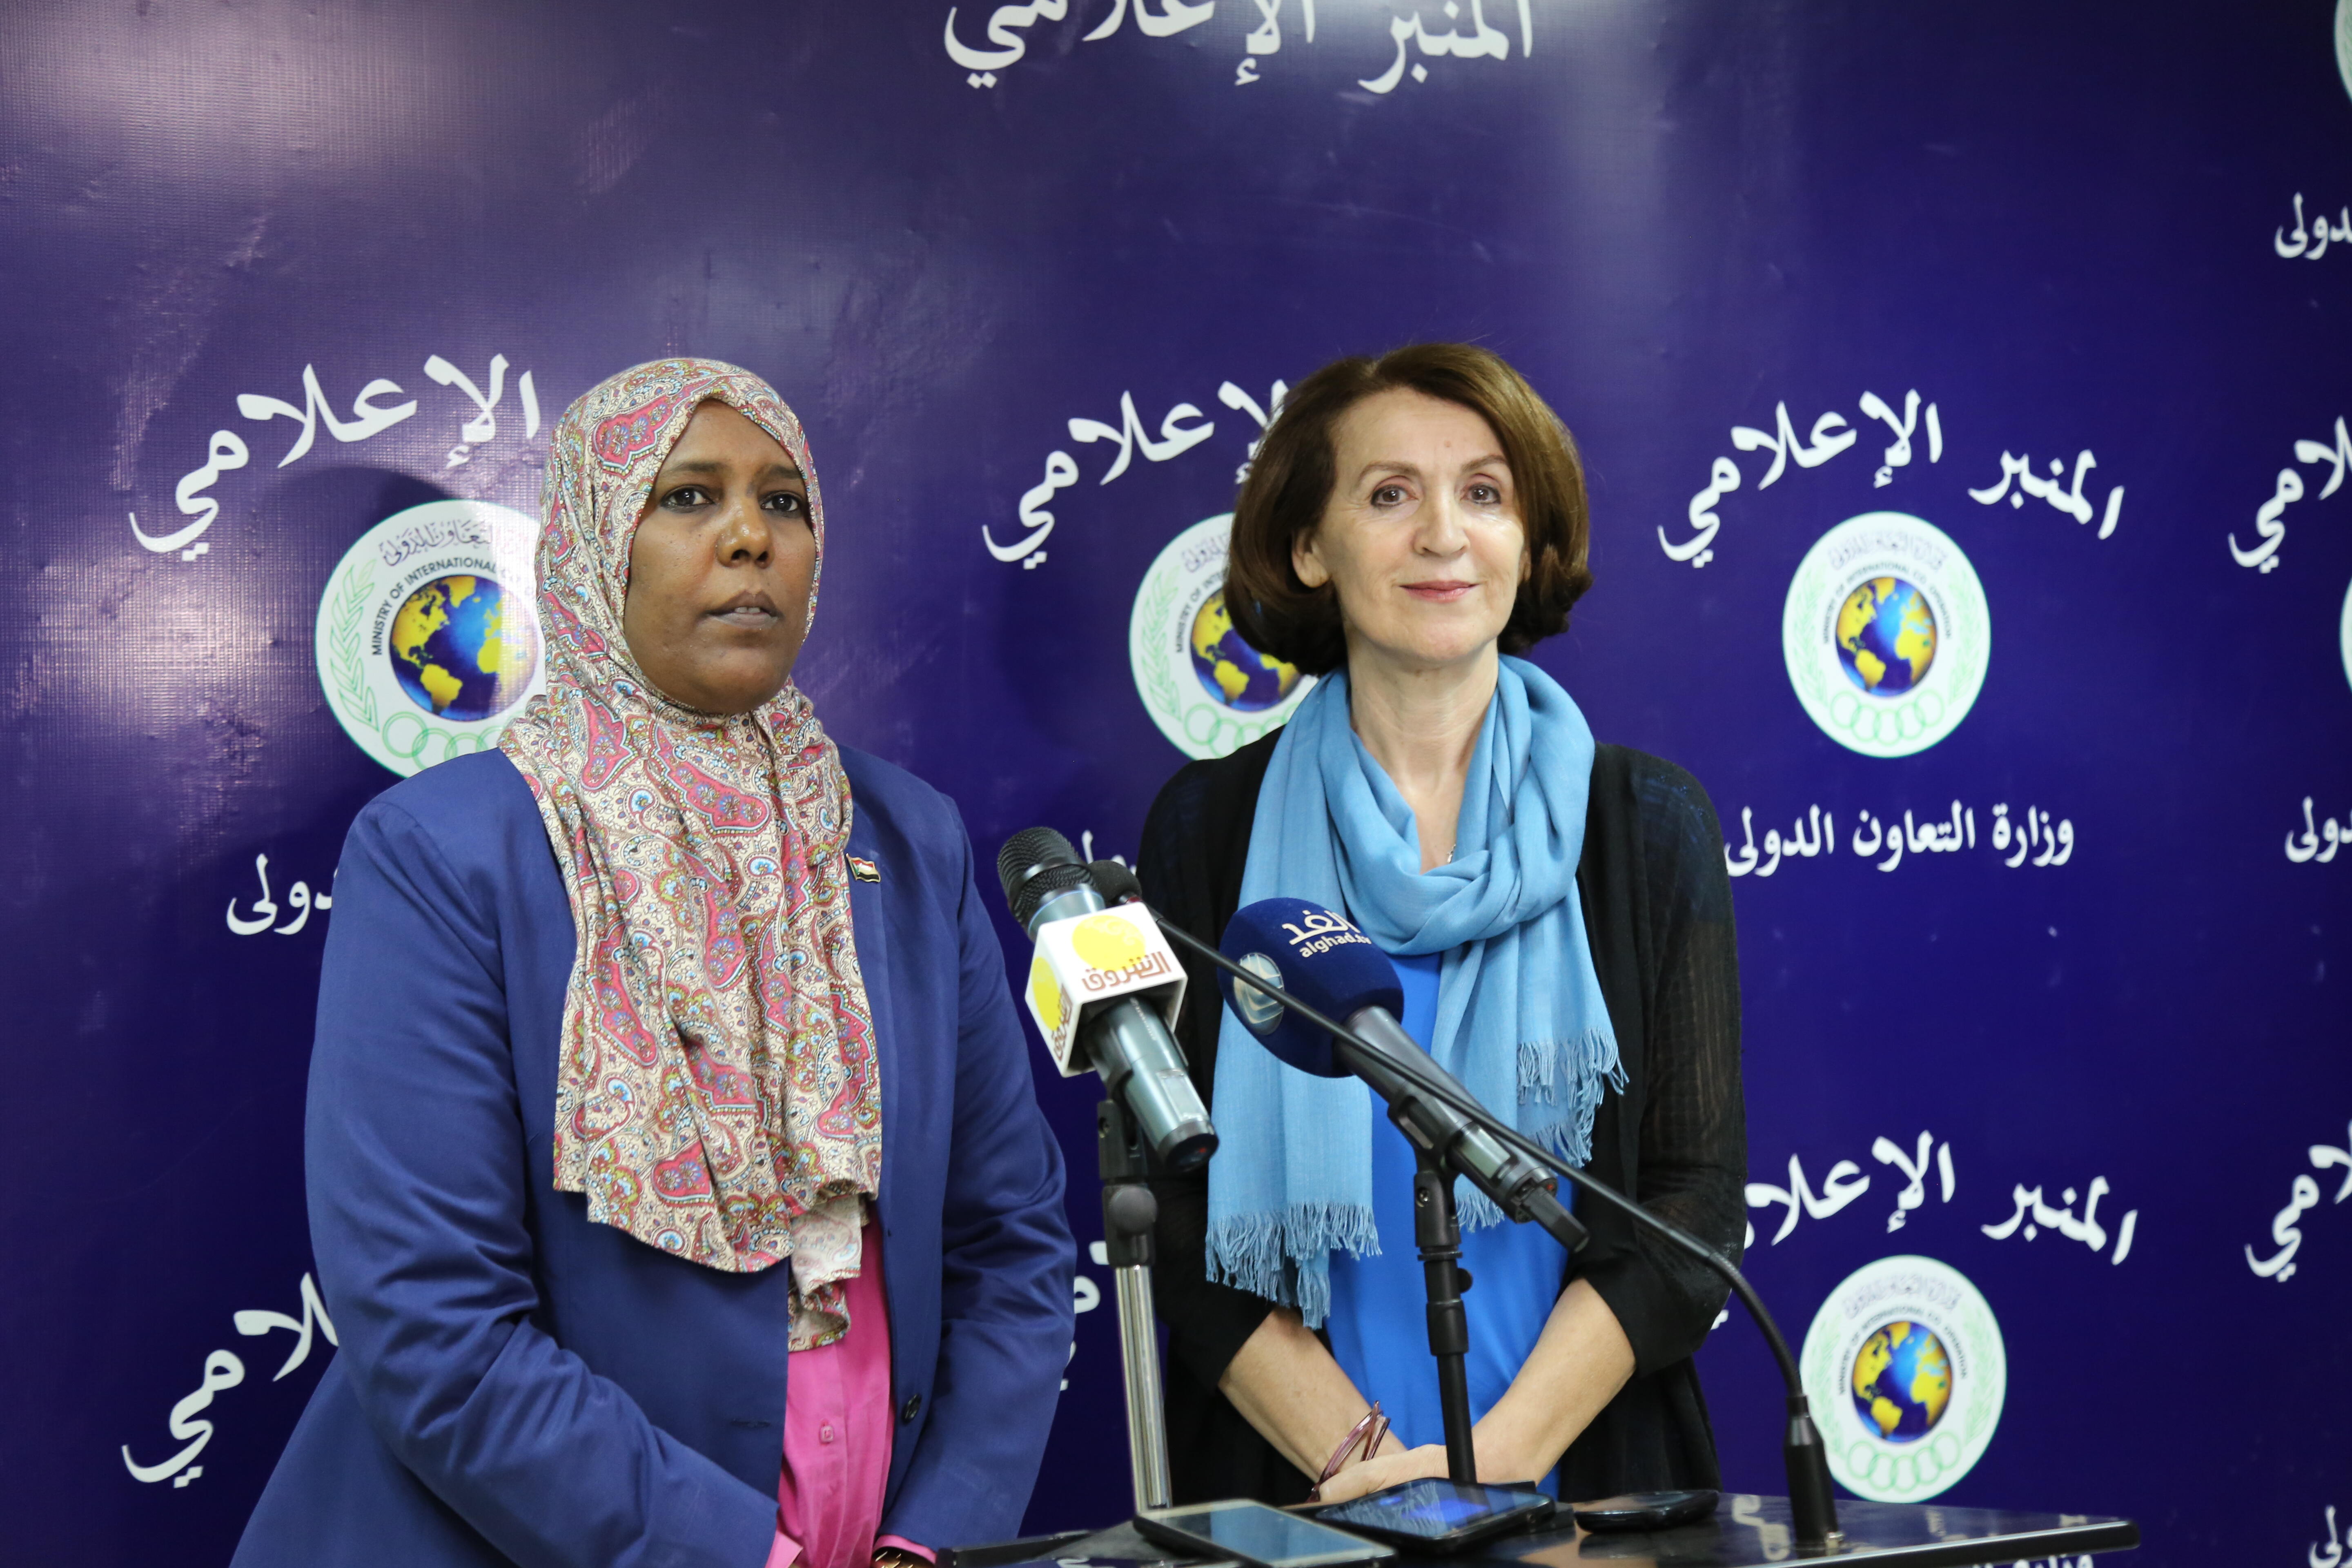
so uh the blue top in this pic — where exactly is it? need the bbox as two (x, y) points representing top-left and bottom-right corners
(231, 748), (1074, 1568)
(1323, 952), (1571, 1495)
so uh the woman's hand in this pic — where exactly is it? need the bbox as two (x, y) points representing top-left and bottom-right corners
(1307, 1430), (1563, 1504)
(1311, 1442), (1451, 1504)
(1468, 1278), (1635, 1486)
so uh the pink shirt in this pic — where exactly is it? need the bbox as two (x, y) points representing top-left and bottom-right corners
(762, 1217), (932, 1568)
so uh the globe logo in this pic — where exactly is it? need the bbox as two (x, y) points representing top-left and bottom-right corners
(389, 574), (539, 721)
(1835, 577), (1938, 697)
(1849, 1319), (1953, 1443)
(1189, 592), (1301, 712)
(1802, 1255), (2003, 1502)
(1783, 515), (1987, 759)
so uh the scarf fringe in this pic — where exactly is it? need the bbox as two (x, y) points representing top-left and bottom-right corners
(1206, 1202), (1380, 1328)
(1445, 1029), (1629, 1233)
(1515, 1027), (1624, 1110)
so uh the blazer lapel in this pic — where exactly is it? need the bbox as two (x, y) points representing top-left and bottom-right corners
(844, 822), (899, 1226)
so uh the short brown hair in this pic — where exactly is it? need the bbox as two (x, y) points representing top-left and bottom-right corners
(1225, 343), (1592, 675)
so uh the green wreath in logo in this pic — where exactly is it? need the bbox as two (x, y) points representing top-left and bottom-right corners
(326, 563), (379, 731)
(1134, 566), (1183, 719)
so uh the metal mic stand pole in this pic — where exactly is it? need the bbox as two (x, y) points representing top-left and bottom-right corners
(1404, 1134), (1480, 1485)
(1097, 1093), (1173, 1512)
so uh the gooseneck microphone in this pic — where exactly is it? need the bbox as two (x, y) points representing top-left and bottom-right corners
(996, 829), (1216, 1172)
(1132, 890), (1843, 1552)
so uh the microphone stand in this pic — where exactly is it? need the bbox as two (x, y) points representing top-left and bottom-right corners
(1097, 1091), (1174, 1512)
(1144, 911), (1845, 1552)
(1322, 995), (1519, 1486)
(1002, 842), (1209, 1515)
(1407, 1140), (1478, 1484)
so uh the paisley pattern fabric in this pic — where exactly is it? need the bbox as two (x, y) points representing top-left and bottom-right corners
(501, 358), (881, 1348)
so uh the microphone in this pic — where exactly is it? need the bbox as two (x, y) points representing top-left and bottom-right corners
(1216, 898), (1588, 1253)
(996, 829), (1217, 1172)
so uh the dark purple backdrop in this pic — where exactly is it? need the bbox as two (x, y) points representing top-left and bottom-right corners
(4, 2), (2347, 1564)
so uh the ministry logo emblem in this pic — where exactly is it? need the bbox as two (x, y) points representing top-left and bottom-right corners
(1131, 514), (1314, 760)
(316, 499), (545, 776)
(1783, 512), (1989, 758)
(1800, 1254), (2007, 1503)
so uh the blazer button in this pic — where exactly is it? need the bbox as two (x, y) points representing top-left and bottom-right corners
(898, 1393), (922, 1425)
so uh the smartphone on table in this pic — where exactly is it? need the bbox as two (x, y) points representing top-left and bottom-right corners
(1313, 1479), (1556, 1554)
(1570, 1490), (1720, 1532)
(1134, 1499), (1395, 1568)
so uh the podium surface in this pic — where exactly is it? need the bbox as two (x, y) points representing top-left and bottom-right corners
(967, 1494), (2137, 1568)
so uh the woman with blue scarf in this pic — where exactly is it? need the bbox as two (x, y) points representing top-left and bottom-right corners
(1139, 345), (1746, 1508)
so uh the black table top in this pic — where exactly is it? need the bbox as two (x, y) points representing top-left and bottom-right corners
(964, 1493), (2138, 1568)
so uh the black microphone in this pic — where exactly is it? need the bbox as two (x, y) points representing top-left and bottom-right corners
(996, 830), (1217, 1172)
(1143, 892), (1843, 1551)
(1097, 869), (1584, 1243)
(1211, 896), (1587, 1250)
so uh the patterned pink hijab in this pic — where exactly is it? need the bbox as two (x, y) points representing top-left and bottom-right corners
(501, 358), (881, 1348)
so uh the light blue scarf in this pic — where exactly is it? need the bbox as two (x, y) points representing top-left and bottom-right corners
(1203, 655), (1623, 1327)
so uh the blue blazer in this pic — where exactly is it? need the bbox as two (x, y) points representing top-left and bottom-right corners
(234, 748), (1074, 1568)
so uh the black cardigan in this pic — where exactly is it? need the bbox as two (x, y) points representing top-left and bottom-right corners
(1136, 732), (1748, 1505)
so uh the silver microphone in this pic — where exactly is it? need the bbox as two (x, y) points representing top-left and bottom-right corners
(996, 829), (1216, 1172)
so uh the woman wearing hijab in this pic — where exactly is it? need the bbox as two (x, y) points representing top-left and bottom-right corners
(1140, 344), (1745, 1508)
(234, 359), (1075, 1568)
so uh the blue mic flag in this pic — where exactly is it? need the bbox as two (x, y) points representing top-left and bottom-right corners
(1217, 897), (1402, 1077)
